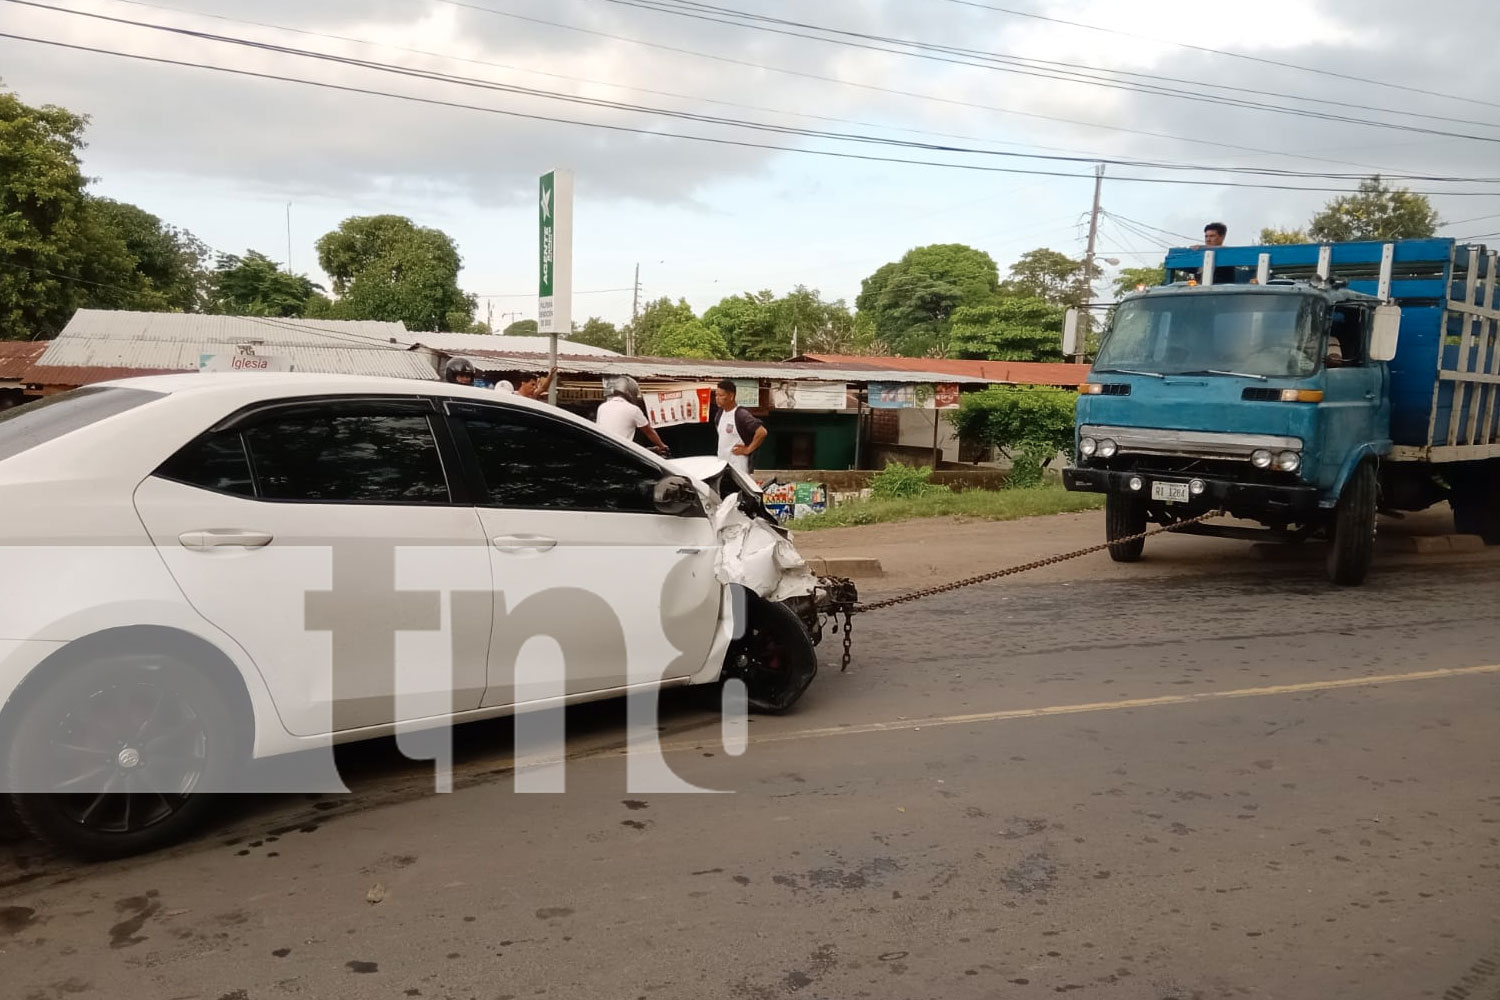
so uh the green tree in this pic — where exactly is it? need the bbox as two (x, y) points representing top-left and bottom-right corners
(856, 244), (1001, 357)
(627, 296), (696, 355)
(502, 319), (539, 336)
(947, 297), (1066, 362)
(210, 250), (322, 317)
(1111, 265), (1165, 297)
(1257, 227), (1308, 245)
(1004, 248), (1089, 307)
(0, 90), (109, 338)
(571, 316), (623, 352)
(1307, 176), (1440, 242)
(704, 290), (779, 359)
(947, 385), (1077, 486)
(86, 197), (209, 312)
(315, 214), (476, 331)
(654, 317), (729, 359)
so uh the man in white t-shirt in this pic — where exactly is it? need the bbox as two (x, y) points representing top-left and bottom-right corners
(595, 376), (670, 454)
(713, 379), (766, 476)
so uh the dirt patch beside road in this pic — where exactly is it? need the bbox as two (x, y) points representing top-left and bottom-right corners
(795, 504), (1496, 595)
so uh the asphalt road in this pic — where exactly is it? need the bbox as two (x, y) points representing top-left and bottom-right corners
(3, 549), (1500, 1000)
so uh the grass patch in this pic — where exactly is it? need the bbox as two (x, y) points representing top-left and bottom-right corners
(788, 484), (1104, 531)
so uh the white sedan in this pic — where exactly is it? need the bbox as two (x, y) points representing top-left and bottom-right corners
(0, 373), (840, 858)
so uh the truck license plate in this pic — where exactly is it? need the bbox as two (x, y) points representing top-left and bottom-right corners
(1151, 481), (1190, 503)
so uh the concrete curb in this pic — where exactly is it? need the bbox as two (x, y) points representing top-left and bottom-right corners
(805, 556), (884, 578)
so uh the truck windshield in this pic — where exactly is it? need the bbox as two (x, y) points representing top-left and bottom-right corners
(1095, 292), (1324, 378)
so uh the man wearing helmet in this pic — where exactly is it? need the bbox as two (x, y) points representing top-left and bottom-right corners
(595, 375), (670, 455)
(443, 357), (477, 386)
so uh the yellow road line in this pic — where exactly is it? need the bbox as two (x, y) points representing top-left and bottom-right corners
(647, 662), (1500, 754)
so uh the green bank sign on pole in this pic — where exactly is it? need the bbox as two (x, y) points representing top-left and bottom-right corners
(538, 169), (573, 336)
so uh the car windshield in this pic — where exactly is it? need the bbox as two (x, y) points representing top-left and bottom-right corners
(1095, 292), (1324, 378)
(0, 386), (166, 463)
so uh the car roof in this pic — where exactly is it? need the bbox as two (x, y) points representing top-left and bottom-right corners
(93, 371), (563, 413)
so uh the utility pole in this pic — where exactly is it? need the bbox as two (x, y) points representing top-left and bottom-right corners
(628, 262), (640, 355)
(791, 321), (798, 360)
(1078, 163), (1105, 363)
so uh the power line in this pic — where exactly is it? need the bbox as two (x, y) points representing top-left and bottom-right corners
(588, 0), (1500, 142)
(1102, 212), (1198, 244)
(419, 0), (1478, 174)
(476, 287), (634, 297)
(1443, 211), (1500, 229)
(937, 0), (1500, 114)
(11, 29), (1500, 195)
(92, 0), (1123, 162)
(13, 2), (1500, 187)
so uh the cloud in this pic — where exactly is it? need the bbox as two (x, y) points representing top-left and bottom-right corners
(3, 0), (1498, 241)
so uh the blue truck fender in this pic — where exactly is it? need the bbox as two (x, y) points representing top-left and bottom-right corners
(1322, 441), (1393, 508)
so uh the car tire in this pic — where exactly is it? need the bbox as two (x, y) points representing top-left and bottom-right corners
(1327, 461), (1377, 587)
(4, 653), (242, 860)
(1105, 493), (1147, 562)
(726, 597), (818, 714)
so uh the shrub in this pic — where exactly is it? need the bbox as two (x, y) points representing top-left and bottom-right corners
(870, 461), (945, 499)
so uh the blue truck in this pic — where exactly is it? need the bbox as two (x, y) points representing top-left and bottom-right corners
(1062, 238), (1500, 585)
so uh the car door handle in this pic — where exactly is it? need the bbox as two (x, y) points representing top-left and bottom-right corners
(1364, 392), (1377, 400)
(178, 529), (274, 551)
(491, 534), (558, 554)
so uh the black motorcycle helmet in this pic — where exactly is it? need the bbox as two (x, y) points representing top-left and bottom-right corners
(443, 357), (477, 384)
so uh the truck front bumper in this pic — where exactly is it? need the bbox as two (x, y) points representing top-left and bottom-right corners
(1062, 467), (1323, 518)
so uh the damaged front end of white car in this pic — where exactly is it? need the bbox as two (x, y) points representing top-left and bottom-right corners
(670, 457), (859, 712)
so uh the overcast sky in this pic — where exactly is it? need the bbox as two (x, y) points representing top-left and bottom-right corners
(4, 0), (1499, 328)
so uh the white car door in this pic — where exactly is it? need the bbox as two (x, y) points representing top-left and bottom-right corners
(442, 400), (720, 710)
(133, 395), (493, 737)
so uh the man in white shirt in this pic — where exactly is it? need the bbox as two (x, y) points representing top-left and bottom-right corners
(595, 376), (670, 454)
(714, 378), (767, 475)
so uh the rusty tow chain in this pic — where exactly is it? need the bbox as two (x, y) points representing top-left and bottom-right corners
(825, 508), (1224, 672)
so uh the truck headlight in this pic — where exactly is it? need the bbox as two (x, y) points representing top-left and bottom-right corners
(1080, 436), (1098, 457)
(1251, 449), (1273, 469)
(1097, 438), (1118, 458)
(1276, 451), (1301, 472)
(1189, 479), (1206, 495)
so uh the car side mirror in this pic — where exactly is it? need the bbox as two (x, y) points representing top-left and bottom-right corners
(652, 474), (700, 515)
(1062, 308), (1080, 358)
(1370, 304), (1401, 362)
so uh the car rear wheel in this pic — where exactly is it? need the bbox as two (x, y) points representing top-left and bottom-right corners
(4, 653), (241, 860)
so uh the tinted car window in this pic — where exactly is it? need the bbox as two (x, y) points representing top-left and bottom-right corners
(156, 432), (256, 496)
(455, 405), (665, 513)
(0, 386), (166, 463)
(243, 411), (450, 503)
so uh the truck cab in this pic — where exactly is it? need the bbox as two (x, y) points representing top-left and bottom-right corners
(1063, 241), (1420, 586)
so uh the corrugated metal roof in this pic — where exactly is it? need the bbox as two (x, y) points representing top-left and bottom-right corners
(32, 310), (438, 383)
(405, 332), (620, 356)
(446, 351), (996, 385)
(799, 354), (1091, 387)
(0, 342), (47, 380)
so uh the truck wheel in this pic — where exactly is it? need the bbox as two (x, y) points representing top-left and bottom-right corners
(4, 653), (241, 860)
(1105, 493), (1147, 562)
(1450, 461), (1500, 544)
(1327, 462), (1377, 586)
(725, 597), (818, 714)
